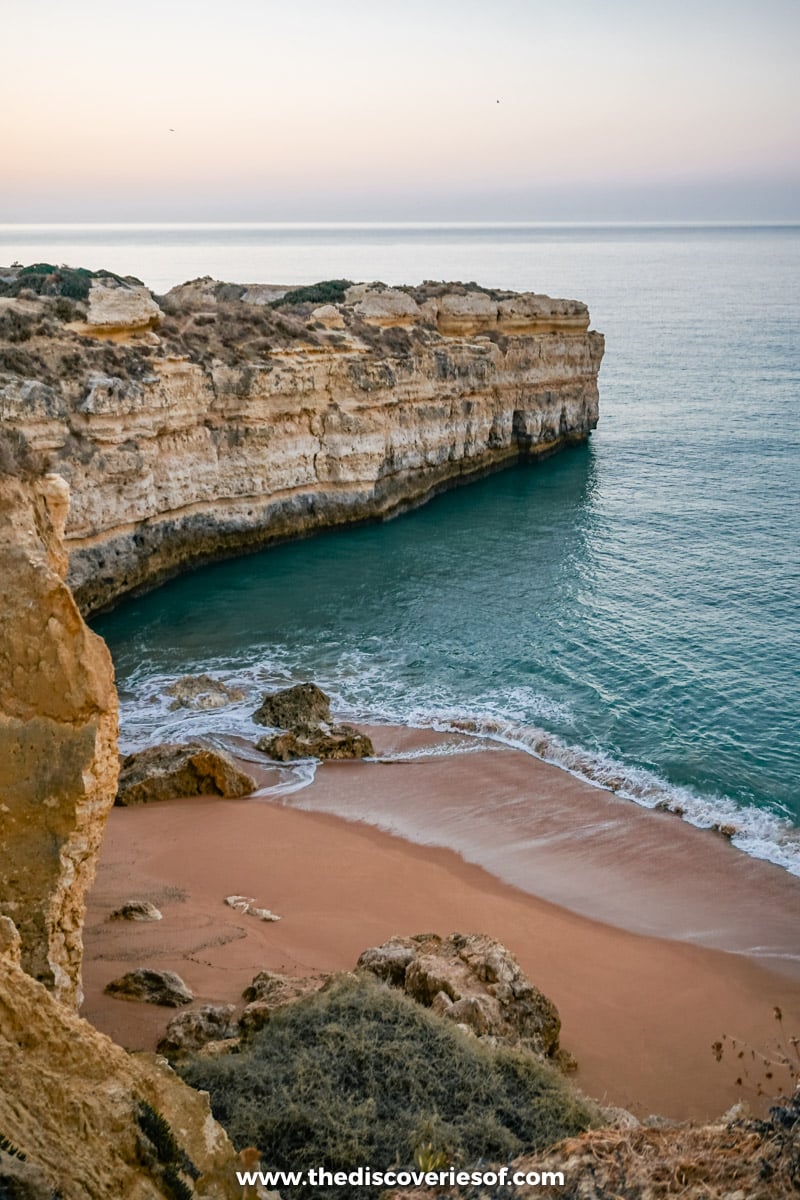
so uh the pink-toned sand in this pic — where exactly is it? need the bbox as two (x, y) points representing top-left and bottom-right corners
(82, 728), (800, 1123)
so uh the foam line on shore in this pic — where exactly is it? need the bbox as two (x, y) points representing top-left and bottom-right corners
(115, 662), (800, 877)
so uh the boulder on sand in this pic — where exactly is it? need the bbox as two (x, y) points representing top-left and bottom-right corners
(239, 970), (327, 1036)
(256, 725), (373, 761)
(157, 1004), (238, 1058)
(109, 900), (162, 922)
(104, 968), (193, 1007)
(115, 742), (255, 805)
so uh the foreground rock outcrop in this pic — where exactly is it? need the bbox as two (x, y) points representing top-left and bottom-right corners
(0, 270), (603, 612)
(0, 471), (118, 1005)
(387, 1097), (800, 1199)
(358, 932), (563, 1058)
(0, 919), (249, 1199)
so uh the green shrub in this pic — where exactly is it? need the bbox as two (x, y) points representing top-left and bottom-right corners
(58, 268), (93, 300)
(161, 1164), (194, 1200)
(136, 1102), (182, 1165)
(0, 263), (135, 302)
(135, 1102), (198, 1198)
(272, 279), (353, 308)
(180, 975), (590, 1200)
(0, 1134), (26, 1160)
(0, 309), (34, 342)
(19, 263), (57, 276)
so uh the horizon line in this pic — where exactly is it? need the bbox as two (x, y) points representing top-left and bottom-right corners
(2, 219), (800, 234)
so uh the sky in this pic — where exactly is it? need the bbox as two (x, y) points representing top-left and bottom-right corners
(2, 0), (799, 222)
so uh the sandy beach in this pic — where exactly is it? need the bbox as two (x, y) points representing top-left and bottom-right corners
(82, 726), (800, 1124)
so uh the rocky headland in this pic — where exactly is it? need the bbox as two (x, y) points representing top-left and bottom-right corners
(0, 267), (603, 612)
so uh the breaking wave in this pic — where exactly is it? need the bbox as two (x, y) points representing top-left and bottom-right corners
(116, 654), (800, 877)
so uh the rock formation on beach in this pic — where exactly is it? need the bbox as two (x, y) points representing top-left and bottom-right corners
(253, 682), (375, 761)
(116, 741), (256, 805)
(0, 268), (604, 612)
(358, 932), (563, 1058)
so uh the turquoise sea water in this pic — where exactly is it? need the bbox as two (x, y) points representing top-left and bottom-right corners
(4, 223), (798, 872)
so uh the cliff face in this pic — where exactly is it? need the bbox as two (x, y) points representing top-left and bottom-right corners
(0, 471), (118, 1006)
(0, 468), (247, 1196)
(0, 276), (603, 613)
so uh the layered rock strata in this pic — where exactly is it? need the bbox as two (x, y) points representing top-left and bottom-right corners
(0, 274), (603, 613)
(0, 468), (248, 1196)
(0, 472), (118, 1005)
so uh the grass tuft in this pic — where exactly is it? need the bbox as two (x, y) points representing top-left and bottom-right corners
(179, 974), (591, 1200)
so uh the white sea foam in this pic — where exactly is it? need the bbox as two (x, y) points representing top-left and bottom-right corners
(116, 659), (800, 877)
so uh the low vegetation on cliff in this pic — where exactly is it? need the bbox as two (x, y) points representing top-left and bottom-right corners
(180, 974), (592, 1200)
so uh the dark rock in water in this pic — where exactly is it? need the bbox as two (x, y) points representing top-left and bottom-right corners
(252, 682), (331, 729)
(357, 932), (562, 1058)
(256, 723), (374, 761)
(104, 968), (193, 1006)
(109, 900), (162, 922)
(115, 742), (255, 805)
(253, 681), (373, 760)
(157, 1004), (238, 1057)
(164, 673), (245, 711)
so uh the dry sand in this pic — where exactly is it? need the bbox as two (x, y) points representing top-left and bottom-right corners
(83, 728), (800, 1123)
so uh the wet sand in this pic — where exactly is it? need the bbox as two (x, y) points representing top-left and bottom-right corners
(83, 728), (800, 1123)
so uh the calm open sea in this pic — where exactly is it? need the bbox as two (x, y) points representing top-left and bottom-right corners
(4, 223), (798, 873)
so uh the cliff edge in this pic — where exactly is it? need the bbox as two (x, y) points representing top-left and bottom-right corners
(0, 271), (603, 612)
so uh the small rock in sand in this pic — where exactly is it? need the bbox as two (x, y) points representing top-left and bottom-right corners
(109, 900), (163, 922)
(224, 895), (280, 921)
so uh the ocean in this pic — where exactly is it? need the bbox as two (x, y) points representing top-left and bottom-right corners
(3, 222), (798, 874)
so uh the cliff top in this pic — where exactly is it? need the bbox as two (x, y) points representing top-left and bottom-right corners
(0, 264), (591, 394)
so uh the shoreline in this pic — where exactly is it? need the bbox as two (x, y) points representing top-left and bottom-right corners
(294, 725), (800, 970)
(83, 725), (800, 1123)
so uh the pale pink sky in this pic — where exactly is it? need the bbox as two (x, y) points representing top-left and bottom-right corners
(2, 0), (798, 220)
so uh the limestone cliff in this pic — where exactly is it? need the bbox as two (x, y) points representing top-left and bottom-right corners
(0, 273), (603, 613)
(0, 469), (118, 1006)
(0, 464), (252, 1197)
